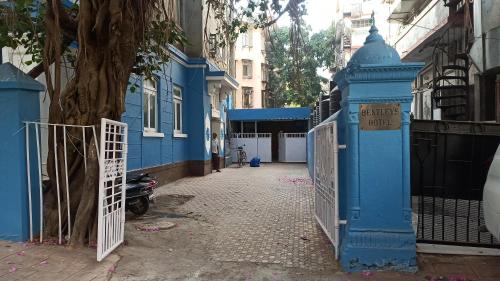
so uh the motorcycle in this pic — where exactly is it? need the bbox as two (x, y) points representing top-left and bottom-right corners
(125, 173), (158, 216)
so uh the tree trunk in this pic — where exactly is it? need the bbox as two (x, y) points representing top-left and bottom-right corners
(42, 0), (147, 246)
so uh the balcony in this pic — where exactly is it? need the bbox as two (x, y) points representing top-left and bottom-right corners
(388, 0), (422, 21)
(391, 0), (450, 61)
(212, 108), (221, 119)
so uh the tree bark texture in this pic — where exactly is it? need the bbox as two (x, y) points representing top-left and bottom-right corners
(43, 0), (148, 246)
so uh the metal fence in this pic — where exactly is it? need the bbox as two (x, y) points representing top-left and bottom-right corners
(24, 119), (128, 262)
(278, 133), (307, 162)
(314, 121), (340, 259)
(411, 120), (500, 247)
(97, 119), (128, 261)
(24, 121), (99, 244)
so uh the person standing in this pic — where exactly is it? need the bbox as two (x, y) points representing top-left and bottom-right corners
(211, 132), (221, 172)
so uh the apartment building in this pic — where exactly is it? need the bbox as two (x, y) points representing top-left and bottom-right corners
(0, 0), (239, 184)
(233, 26), (271, 109)
(386, 0), (500, 122)
(336, 0), (395, 67)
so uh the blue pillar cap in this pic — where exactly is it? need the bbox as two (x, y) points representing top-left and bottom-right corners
(0, 62), (45, 91)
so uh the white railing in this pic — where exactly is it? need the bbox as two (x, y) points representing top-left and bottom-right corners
(279, 133), (307, 162)
(231, 133), (272, 138)
(25, 119), (127, 262)
(230, 133), (272, 162)
(314, 121), (340, 259)
(97, 119), (128, 262)
(24, 121), (99, 244)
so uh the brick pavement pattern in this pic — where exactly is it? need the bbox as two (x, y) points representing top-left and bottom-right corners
(156, 163), (337, 271)
(0, 240), (118, 281)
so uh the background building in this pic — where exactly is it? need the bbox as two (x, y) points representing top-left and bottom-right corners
(233, 26), (271, 109)
(0, 0), (239, 184)
(386, 0), (500, 122)
(335, 0), (394, 68)
(330, 0), (499, 123)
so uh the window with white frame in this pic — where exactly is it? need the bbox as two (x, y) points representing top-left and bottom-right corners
(242, 87), (253, 108)
(173, 86), (184, 136)
(241, 29), (253, 47)
(143, 78), (158, 132)
(242, 60), (253, 79)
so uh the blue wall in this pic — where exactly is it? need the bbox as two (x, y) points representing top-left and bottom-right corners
(121, 47), (214, 171)
(0, 63), (44, 241)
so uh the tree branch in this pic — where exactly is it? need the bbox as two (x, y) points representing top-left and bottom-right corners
(56, 0), (78, 40)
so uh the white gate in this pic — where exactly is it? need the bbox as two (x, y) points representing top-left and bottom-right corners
(230, 133), (272, 162)
(97, 119), (128, 262)
(24, 122), (99, 245)
(314, 121), (340, 259)
(278, 133), (307, 162)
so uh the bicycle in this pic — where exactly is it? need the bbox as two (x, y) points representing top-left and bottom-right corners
(237, 145), (247, 167)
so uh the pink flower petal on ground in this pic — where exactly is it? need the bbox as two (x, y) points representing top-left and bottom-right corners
(9, 266), (17, 273)
(449, 277), (466, 281)
(16, 251), (26, 256)
(108, 265), (116, 273)
(39, 260), (48, 265)
(361, 271), (374, 277)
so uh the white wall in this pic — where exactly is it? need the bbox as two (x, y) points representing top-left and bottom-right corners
(230, 133), (272, 163)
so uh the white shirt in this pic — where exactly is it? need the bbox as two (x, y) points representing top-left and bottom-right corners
(211, 138), (219, 154)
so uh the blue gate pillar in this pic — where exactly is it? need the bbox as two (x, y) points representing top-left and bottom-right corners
(334, 24), (423, 271)
(0, 63), (44, 241)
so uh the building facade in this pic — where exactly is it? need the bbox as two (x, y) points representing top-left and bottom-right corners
(233, 26), (271, 109)
(386, 0), (500, 122)
(331, 0), (499, 123)
(336, 0), (395, 68)
(0, 0), (239, 184)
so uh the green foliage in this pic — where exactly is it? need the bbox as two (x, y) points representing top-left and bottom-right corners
(0, 0), (298, 80)
(310, 23), (336, 71)
(0, 0), (45, 65)
(267, 25), (334, 108)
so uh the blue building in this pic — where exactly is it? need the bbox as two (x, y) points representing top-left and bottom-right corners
(122, 46), (238, 184)
(0, 0), (239, 185)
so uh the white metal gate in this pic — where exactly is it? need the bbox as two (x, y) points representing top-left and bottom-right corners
(230, 133), (272, 162)
(314, 121), (340, 259)
(278, 133), (307, 162)
(24, 122), (99, 245)
(97, 118), (128, 262)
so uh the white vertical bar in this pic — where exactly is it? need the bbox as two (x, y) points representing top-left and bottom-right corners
(92, 126), (100, 161)
(121, 124), (128, 244)
(97, 118), (106, 261)
(35, 124), (44, 243)
(82, 127), (87, 172)
(313, 127), (317, 192)
(333, 122), (340, 260)
(53, 125), (62, 244)
(26, 123), (33, 242)
(63, 126), (71, 240)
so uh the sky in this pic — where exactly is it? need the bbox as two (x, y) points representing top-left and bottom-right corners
(277, 0), (338, 33)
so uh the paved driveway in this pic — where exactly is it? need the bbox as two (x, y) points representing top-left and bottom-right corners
(156, 163), (336, 271)
(4, 164), (498, 281)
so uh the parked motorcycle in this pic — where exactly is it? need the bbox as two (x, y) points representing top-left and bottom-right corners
(125, 173), (158, 216)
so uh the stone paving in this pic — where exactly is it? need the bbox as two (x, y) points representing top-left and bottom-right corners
(0, 240), (118, 281)
(2, 163), (500, 280)
(156, 163), (337, 272)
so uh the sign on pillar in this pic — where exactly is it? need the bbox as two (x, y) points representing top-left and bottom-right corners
(334, 23), (424, 272)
